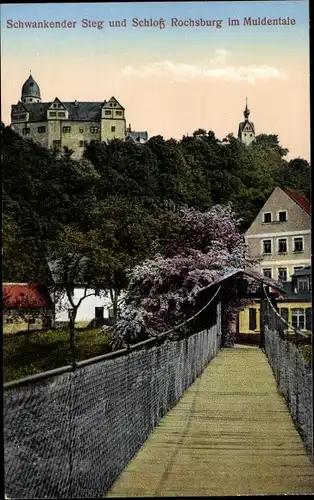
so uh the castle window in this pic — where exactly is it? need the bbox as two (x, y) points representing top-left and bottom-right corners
(79, 128), (84, 133)
(116, 110), (122, 116)
(49, 112), (57, 117)
(38, 126), (46, 133)
(22, 128), (30, 135)
(58, 112), (66, 117)
(90, 127), (100, 134)
(111, 126), (116, 132)
(79, 140), (88, 147)
(105, 110), (111, 116)
(62, 126), (71, 133)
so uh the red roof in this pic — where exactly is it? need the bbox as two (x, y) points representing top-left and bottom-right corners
(3, 284), (53, 310)
(281, 187), (311, 215)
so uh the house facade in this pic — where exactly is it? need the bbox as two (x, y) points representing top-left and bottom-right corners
(239, 186), (311, 337)
(11, 74), (148, 159)
(3, 283), (54, 334)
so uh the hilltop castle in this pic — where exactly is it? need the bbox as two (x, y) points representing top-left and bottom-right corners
(11, 74), (255, 156)
(10, 73), (148, 159)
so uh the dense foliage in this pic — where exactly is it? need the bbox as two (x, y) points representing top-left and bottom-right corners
(2, 122), (310, 340)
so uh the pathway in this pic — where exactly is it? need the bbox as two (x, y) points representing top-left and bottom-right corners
(106, 346), (313, 496)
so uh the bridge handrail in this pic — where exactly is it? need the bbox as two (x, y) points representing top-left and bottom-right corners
(262, 284), (308, 339)
(4, 285), (221, 390)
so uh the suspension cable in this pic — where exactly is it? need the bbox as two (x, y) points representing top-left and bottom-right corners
(262, 284), (307, 338)
(153, 285), (222, 340)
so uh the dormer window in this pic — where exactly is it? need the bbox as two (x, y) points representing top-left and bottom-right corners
(263, 212), (272, 223)
(297, 277), (309, 291)
(278, 211), (287, 222)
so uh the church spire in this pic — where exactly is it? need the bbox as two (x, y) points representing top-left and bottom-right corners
(238, 98), (255, 146)
(243, 97), (250, 120)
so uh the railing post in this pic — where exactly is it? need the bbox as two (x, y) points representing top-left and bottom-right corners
(259, 297), (266, 349)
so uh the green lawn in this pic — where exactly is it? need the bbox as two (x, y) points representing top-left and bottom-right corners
(3, 327), (113, 383)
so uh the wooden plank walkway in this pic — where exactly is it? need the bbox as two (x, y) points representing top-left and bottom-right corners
(106, 346), (313, 497)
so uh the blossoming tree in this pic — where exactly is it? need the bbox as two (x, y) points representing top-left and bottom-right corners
(114, 204), (256, 346)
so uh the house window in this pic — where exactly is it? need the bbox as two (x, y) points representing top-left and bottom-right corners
(263, 240), (272, 254)
(278, 211), (287, 222)
(38, 126), (46, 133)
(263, 268), (272, 278)
(53, 140), (61, 151)
(29, 318), (36, 324)
(105, 110), (111, 116)
(291, 308), (305, 329)
(22, 128), (30, 135)
(79, 128), (84, 133)
(58, 104), (62, 108)
(29, 98), (33, 102)
(263, 213), (272, 223)
(53, 103), (57, 108)
(278, 238), (287, 253)
(49, 111), (57, 117)
(113, 103), (117, 107)
(294, 266), (304, 273)
(249, 308), (257, 331)
(111, 126), (116, 132)
(278, 268), (287, 282)
(58, 112), (66, 118)
(280, 308), (289, 324)
(297, 277), (309, 291)
(90, 127), (99, 134)
(293, 237), (304, 253)
(6, 318), (14, 324)
(79, 140), (88, 147)
(116, 110), (122, 116)
(62, 126), (71, 133)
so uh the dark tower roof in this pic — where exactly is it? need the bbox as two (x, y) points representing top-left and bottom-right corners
(243, 98), (250, 119)
(21, 73), (41, 99)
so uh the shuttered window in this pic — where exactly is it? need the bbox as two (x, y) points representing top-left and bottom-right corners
(306, 308), (312, 331)
(249, 308), (257, 331)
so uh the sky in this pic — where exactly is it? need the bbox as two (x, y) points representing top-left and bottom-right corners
(1, 1), (310, 160)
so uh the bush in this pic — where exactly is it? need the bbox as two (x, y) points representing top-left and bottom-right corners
(3, 327), (112, 382)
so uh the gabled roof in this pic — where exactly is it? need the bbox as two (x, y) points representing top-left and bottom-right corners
(281, 187), (311, 215)
(3, 284), (53, 310)
(238, 120), (255, 137)
(199, 267), (286, 295)
(126, 130), (148, 143)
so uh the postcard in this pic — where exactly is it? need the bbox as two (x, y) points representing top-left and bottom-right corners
(2, 1), (312, 499)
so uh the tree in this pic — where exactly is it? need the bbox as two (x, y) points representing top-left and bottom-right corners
(114, 205), (256, 346)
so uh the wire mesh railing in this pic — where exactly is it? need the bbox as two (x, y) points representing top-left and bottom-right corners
(262, 287), (313, 459)
(4, 306), (221, 498)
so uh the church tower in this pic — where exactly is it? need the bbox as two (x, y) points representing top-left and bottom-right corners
(238, 98), (255, 145)
(21, 73), (41, 104)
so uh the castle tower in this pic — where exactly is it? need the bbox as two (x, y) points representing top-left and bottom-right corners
(21, 73), (41, 104)
(238, 98), (255, 146)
